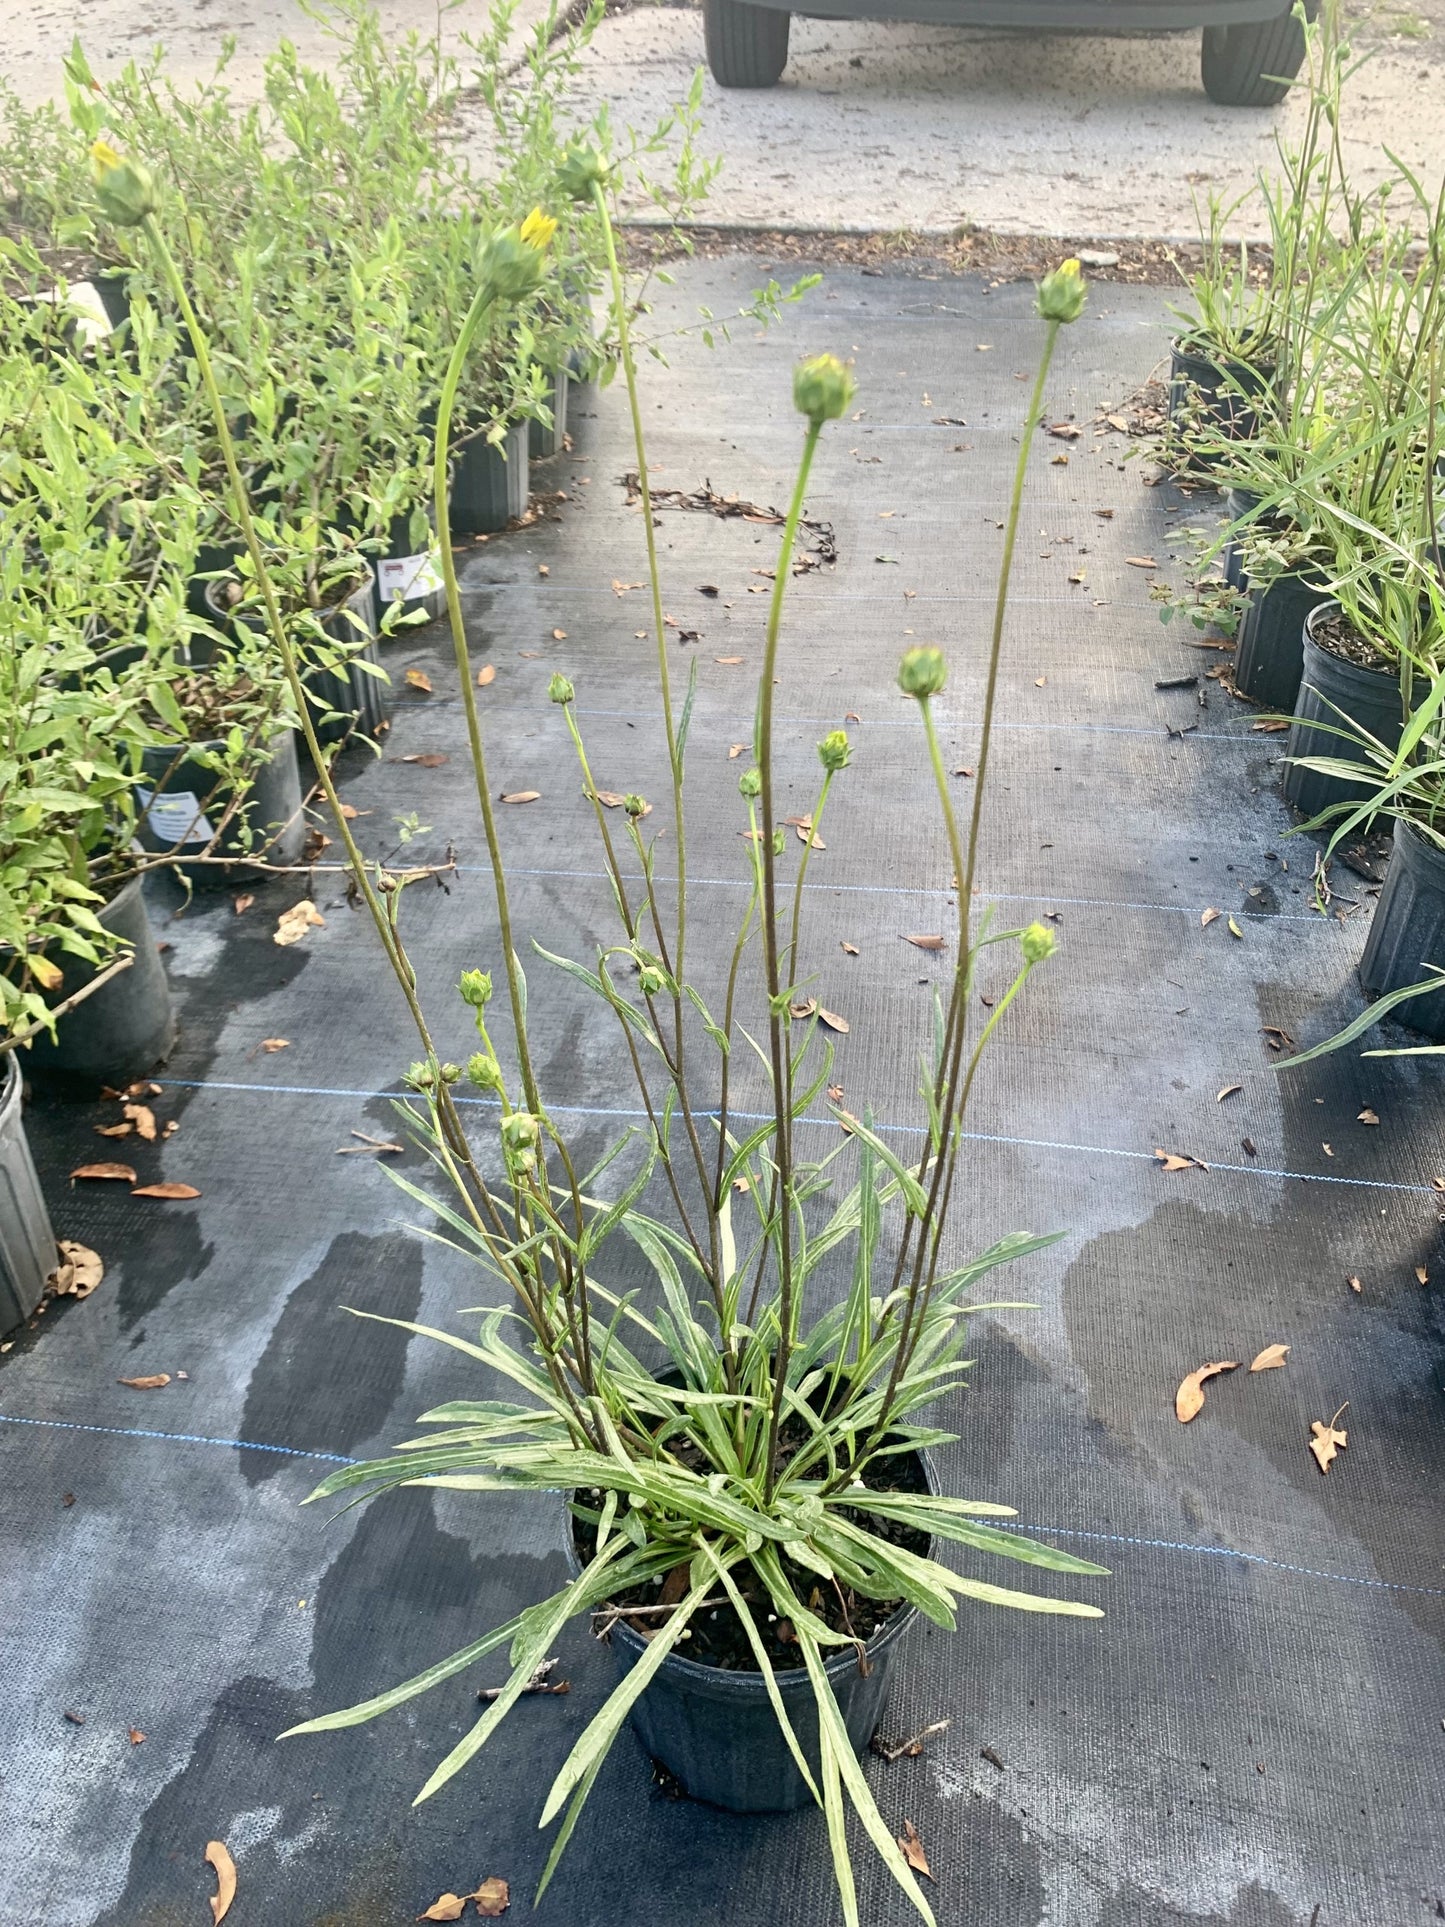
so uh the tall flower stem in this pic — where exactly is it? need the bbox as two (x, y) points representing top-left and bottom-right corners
(432, 286), (543, 1120)
(758, 416), (823, 1499)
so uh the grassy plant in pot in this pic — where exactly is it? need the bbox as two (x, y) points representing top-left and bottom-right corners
(111, 133), (1106, 1921)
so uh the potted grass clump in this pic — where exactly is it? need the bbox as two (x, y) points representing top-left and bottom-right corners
(105, 134), (1106, 1922)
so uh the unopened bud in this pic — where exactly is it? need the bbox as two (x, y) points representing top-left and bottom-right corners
(1019, 921), (1057, 965)
(738, 767), (761, 798)
(548, 672), (575, 705)
(459, 969), (493, 1009)
(897, 646), (947, 700)
(467, 1052), (504, 1092)
(793, 353), (855, 426)
(1035, 258), (1087, 326)
(817, 729), (851, 774)
(89, 139), (154, 227)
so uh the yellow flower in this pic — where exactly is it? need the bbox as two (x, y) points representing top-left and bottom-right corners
(1036, 257), (1087, 325)
(520, 207), (558, 252)
(89, 138), (123, 172)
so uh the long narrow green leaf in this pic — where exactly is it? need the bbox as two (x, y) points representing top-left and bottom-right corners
(818, 1719), (860, 1927)
(278, 1612), (529, 1737)
(701, 1544), (821, 1806)
(1274, 967), (1445, 1068)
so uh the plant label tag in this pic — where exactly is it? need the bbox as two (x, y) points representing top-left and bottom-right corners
(34, 280), (113, 346)
(379, 551), (442, 602)
(135, 787), (215, 848)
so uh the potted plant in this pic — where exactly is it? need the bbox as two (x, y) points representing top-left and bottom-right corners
(101, 130), (1106, 1923)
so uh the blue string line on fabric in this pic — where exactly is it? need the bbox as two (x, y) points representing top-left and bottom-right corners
(147, 1079), (1436, 1197)
(2, 1414), (1438, 1599)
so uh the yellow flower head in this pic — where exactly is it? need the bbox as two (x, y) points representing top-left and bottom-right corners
(89, 138), (123, 172)
(520, 207), (558, 252)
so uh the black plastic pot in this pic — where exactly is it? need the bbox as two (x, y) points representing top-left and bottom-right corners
(567, 346), (599, 452)
(1168, 338), (1274, 446)
(135, 730), (306, 881)
(0, 1052), (56, 1336)
(1283, 609), (1411, 819)
(1232, 563), (1330, 711)
(573, 1450), (933, 1813)
(1360, 817), (1445, 1039)
(529, 368), (570, 462)
(449, 421), (528, 535)
(206, 573), (391, 747)
(26, 876), (176, 1086)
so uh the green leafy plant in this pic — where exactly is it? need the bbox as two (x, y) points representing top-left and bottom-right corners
(104, 115), (1105, 1920)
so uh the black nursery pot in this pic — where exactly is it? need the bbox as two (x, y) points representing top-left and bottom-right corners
(1168, 338), (1274, 446)
(1283, 607), (1411, 819)
(26, 875), (176, 1086)
(529, 368), (571, 462)
(0, 1052), (57, 1337)
(449, 421), (529, 535)
(1221, 486), (1263, 592)
(572, 1451), (934, 1814)
(1360, 818), (1445, 1040)
(1232, 563), (1330, 711)
(135, 730), (306, 882)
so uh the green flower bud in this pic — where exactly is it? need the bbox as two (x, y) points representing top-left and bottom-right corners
(501, 1111), (542, 1170)
(1035, 257), (1087, 326)
(793, 353), (856, 426)
(772, 827), (786, 856)
(404, 1061), (434, 1091)
(738, 767), (762, 798)
(467, 1051), (505, 1092)
(638, 963), (667, 997)
(478, 218), (551, 305)
(556, 143), (612, 202)
(1019, 921), (1057, 965)
(439, 1062), (463, 1084)
(548, 672), (575, 705)
(459, 969), (493, 1009)
(89, 140), (155, 228)
(623, 793), (648, 818)
(817, 729), (851, 774)
(897, 646), (947, 700)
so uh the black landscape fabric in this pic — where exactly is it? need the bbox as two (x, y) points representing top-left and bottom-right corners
(2, 258), (1443, 1927)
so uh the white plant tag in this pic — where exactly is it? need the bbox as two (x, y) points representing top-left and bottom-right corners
(135, 787), (215, 848)
(35, 280), (113, 347)
(378, 550), (442, 602)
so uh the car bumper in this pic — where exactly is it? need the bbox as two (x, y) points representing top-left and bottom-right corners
(741, 0), (1286, 24)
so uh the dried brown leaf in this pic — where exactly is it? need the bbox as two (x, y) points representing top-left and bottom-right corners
(261, 1038), (291, 1053)
(71, 1162), (137, 1183)
(1154, 1148), (1204, 1173)
(500, 791), (540, 805)
(205, 1841), (237, 1924)
(131, 1183), (201, 1200)
(551, 628), (567, 641)
(1357, 1108), (1380, 1126)
(400, 753), (449, 767)
(418, 1898), (468, 1922)
(1216, 1084), (1241, 1102)
(128, 1728), (145, 1744)
(715, 655), (745, 666)
(1201, 907), (1221, 927)
(233, 894), (254, 916)
(1308, 1407), (1348, 1473)
(119, 1374), (171, 1390)
(474, 1880), (510, 1918)
(1249, 1343), (1290, 1373)
(124, 1103), (158, 1142)
(95, 1121), (134, 1137)
(1416, 1264), (1429, 1285)
(50, 1240), (104, 1300)
(274, 900), (324, 947)
(476, 664), (496, 687)
(1175, 1359), (1239, 1422)
(795, 822), (825, 849)
(1252, 718), (1291, 733)
(404, 668), (433, 693)
(789, 998), (817, 1020)
(817, 1007), (850, 1034)
(841, 941), (860, 956)
(1347, 1274), (1362, 1293)
(903, 934), (945, 952)
(1125, 556), (1159, 569)
(728, 743), (747, 759)
(896, 1820), (933, 1880)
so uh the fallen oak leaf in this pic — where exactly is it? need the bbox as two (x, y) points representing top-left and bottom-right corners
(1249, 1343), (1290, 1372)
(1201, 907), (1221, 927)
(1308, 1404), (1348, 1473)
(403, 668), (433, 693)
(261, 1038), (291, 1052)
(1252, 718), (1291, 733)
(232, 893), (254, 915)
(131, 1183), (201, 1200)
(714, 655), (745, 666)
(1125, 556), (1159, 569)
(1175, 1359), (1239, 1422)
(1357, 1107), (1380, 1125)
(896, 1820), (933, 1880)
(128, 1728), (145, 1744)
(1347, 1274), (1362, 1293)
(119, 1374), (171, 1390)
(551, 628), (567, 640)
(500, 791), (540, 805)
(474, 1880), (510, 1919)
(94, 1120), (134, 1137)
(1216, 1084), (1241, 1102)
(71, 1162), (137, 1183)
(1415, 1264), (1429, 1285)
(903, 934), (945, 951)
(418, 1898), (468, 1923)
(727, 743), (747, 759)
(205, 1841), (237, 1925)
(48, 1241), (104, 1300)
(124, 1103), (157, 1141)
(817, 1007), (850, 1034)
(789, 998), (818, 1020)
(399, 753), (449, 767)
(476, 664), (496, 687)
(841, 941), (860, 955)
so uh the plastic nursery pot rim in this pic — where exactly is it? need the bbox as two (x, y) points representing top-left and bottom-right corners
(1302, 600), (1395, 681)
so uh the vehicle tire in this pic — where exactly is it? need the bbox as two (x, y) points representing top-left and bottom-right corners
(704, 0), (790, 88)
(1200, 2), (1315, 108)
